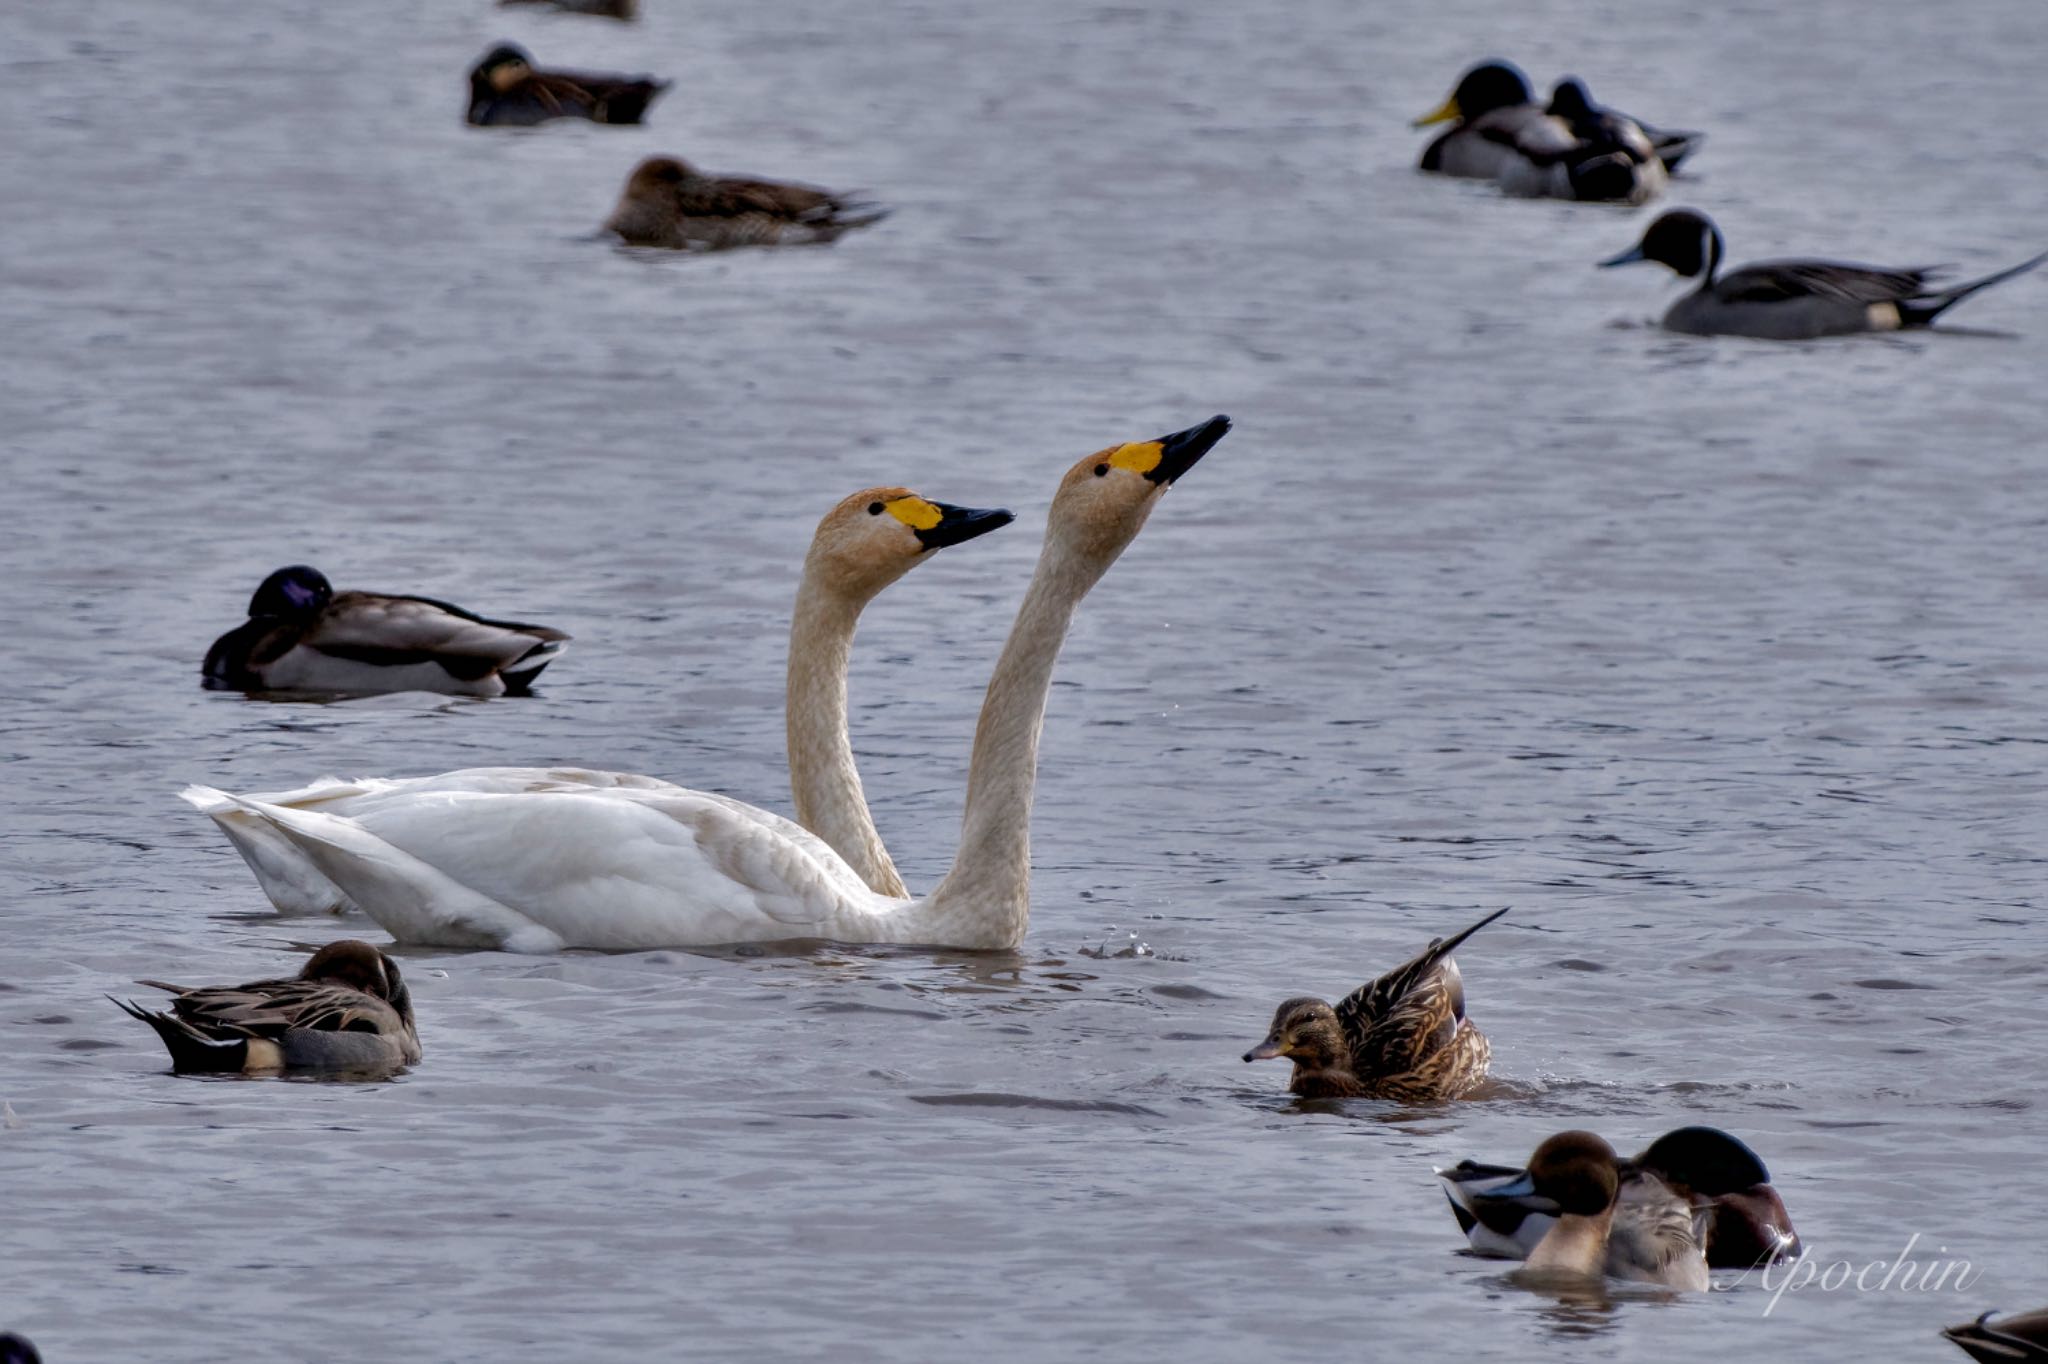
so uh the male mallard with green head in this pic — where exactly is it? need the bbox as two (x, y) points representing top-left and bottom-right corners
(1243, 907), (1506, 1101)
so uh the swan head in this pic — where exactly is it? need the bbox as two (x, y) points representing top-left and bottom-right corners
(248, 565), (332, 618)
(806, 488), (1014, 601)
(1049, 414), (1230, 568)
(1242, 995), (1347, 1068)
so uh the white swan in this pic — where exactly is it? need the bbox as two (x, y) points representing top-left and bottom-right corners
(179, 416), (1230, 952)
(182, 488), (1014, 913)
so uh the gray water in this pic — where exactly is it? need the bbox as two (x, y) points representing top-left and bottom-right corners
(3, 0), (2046, 1359)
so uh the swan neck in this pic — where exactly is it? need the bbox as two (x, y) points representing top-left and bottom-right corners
(787, 573), (906, 898)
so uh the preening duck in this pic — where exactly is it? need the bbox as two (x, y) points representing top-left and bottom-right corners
(1602, 208), (2048, 339)
(201, 566), (569, 697)
(1243, 907), (1505, 1102)
(466, 43), (668, 126)
(605, 155), (889, 250)
(110, 940), (420, 1075)
(181, 417), (1231, 953)
(1439, 1124), (1800, 1268)
(184, 490), (1013, 913)
(1453, 1131), (1710, 1291)
(1413, 61), (1665, 204)
(1945, 1307), (2048, 1363)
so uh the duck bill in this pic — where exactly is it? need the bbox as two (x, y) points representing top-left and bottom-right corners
(1147, 414), (1232, 486)
(1599, 244), (1647, 269)
(1412, 95), (1461, 128)
(1242, 1034), (1287, 1063)
(914, 502), (1014, 551)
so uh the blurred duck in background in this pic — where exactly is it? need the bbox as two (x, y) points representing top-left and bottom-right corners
(606, 155), (889, 250)
(466, 43), (668, 126)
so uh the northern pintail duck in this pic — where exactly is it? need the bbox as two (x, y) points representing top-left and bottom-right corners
(1602, 208), (2048, 338)
(467, 43), (667, 126)
(1243, 907), (1506, 1102)
(203, 565), (569, 697)
(1414, 61), (1665, 205)
(1439, 1124), (1801, 1269)
(111, 940), (421, 1075)
(605, 155), (889, 250)
(1945, 1307), (2048, 1363)
(500, 0), (636, 18)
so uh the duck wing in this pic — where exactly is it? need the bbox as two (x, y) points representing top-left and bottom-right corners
(1943, 1308), (2048, 1364)
(300, 592), (567, 681)
(1331, 906), (1508, 1048)
(547, 69), (667, 122)
(1717, 259), (1937, 305)
(1471, 105), (1581, 161)
(1606, 1172), (1711, 1290)
(156, 976), (407, 1041)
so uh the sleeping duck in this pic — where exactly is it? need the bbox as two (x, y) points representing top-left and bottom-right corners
(1546, 77), (1698, 176)
(1454, 1131), (1711, 1291)
(1243, 907), (1506, 1102)
(466, 43), (668, 126)
(1945, 1307), (2048, 1363)
(1439, 1124), (1801, 1268)
(111, 940), (421, 1075)
(1602, 208), (2048, 339)
(605, 155), (890, 250)
(1413, 60), (1664, 205)
(202, 565), (569, 697)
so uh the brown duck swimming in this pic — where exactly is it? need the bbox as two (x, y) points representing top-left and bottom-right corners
(203, 565), (569, 697)
(111, 940), (421, 1075)
(1946, 1307), (2048, 1362)
(605, 155), (889, 250)
(1243, 907), (1506, 1101)
(467, 43), (668, 126)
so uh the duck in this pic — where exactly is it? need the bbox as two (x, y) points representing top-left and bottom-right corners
(1945, 1307), (2048, 1362)
(1545, 77), (1698, 176)
(1601, 208), (2048, 339)
(1439, 1123), (1800, 1268)
(1413, 60), (1664, 205)
(466, 43), (668, 126)
(179, 417), (1231, 953)
(604, 155), (889, 250)
(1455, 1131), (1711, 1291)
(202, 566), (569, 698)
(185, 490), (1012, 913)
(110, 940), (421, 1074)
(0, 1335), (38, 1364)
(1242, 906), (1506, 1101)
(499, 0), (637, 18)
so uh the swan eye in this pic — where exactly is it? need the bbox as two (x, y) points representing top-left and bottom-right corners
(867, 502), (884, 515)
(1093, 464), (1109, 477)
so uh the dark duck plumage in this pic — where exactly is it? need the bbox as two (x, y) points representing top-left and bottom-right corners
(1413, 61), (1666, 204)
(467, 43), (668, 126)
(1945, 1307), (2048, 1363)
(1547, 77), (1702, 175)
(1603, 208), (2048, 339)
(111, 940), (422, 1075)
(604, 155), (890, 250)
(499, 0), (637, 19)
(1243, 907), (1506, 1102)
(0, 1334), (40, 1364)
(202, 565), (570, 697)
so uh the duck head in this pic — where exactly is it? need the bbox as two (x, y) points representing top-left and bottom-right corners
(805, 488), (1013, 602)
(622, 155), (697, 200)
(472, 43), (534, 94)
(1637, 1126), (1800, 1264)
(1414, 60), (1535, 127)
(1243, 995), (1348, 1070)
(1547, 77), (1596, 120)
(300, 939), (409, 1013)
(248, 565), (332, 618)
(1043, 415), (1230, 577)
(1601, 208), (1725, 281)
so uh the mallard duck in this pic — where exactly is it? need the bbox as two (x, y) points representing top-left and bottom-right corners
(110, 940), (421, 1075)
(202, 565), (569, 697)
(1945, 1308), (2048, 1362)
(1413, 61), (1664, 205)
(604, 155), (889, 250)
(1601, 208), (2048, 339)
(1243, 906), (1506, 1101)
(1438, 1124), (1800, 1268)
(499, 0), (636, 18)
(1453, 1131), (1710, 1290)
(466, 43), (667, 126)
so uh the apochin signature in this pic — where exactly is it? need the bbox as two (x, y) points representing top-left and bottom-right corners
(1741, 1234), (1983, 1316)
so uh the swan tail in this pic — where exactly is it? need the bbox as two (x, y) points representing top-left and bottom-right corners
(209, 795), (565, 953)
(179, 783), (359, 916)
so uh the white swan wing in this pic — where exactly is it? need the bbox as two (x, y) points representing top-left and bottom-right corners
(210, 786), (886, 952)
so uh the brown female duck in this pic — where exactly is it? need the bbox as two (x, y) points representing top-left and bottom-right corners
(1243, 906), (1506, 1101)
(605, 155), (889, 250)
(111, 940), (421, 1075)
(466, 43), (668, 126)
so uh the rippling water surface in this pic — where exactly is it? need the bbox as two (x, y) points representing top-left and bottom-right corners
(4, 0), (2046, 1359)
